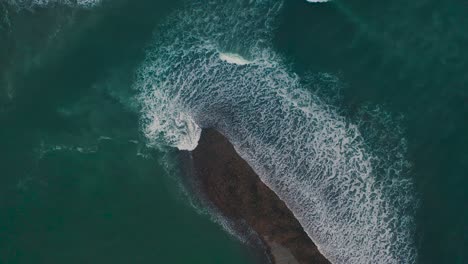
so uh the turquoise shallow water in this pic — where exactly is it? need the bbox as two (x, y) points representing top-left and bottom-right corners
(0, 0), (467, 263)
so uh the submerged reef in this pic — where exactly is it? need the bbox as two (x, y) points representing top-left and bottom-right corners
(190, 129), (330, 264)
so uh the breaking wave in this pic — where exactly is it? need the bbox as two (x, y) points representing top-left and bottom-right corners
(135, 0), (417, 263)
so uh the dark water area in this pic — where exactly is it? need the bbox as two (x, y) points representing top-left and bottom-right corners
(0, 0), (466, 263)
(0, 1), (259, 263)
(275, 1), (467, 263)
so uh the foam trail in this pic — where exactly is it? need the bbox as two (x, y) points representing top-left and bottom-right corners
(135, 0), (417, 263)
(5, 0), (101, 8)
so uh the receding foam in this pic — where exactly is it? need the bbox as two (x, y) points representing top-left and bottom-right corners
(134, 1), (417, 263)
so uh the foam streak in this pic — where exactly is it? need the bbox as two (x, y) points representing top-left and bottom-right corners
(135, 1), (416, 263)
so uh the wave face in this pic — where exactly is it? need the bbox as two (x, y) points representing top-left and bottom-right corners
(135, 0), (417, 263)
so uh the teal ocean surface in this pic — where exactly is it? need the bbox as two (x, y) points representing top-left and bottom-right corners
(0, 0), (466, 263)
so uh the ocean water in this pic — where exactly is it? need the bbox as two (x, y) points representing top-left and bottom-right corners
(1, 0), (466, 264)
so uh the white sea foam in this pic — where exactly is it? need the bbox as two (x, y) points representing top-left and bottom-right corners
(306, 0), (331, 3)
(135, 0), (417, 263)
(219, 52), (252, 65)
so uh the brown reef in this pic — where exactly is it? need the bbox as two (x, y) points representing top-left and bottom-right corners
(189, 128), (330, 264)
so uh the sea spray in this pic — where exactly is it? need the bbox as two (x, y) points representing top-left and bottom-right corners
(135, 0), (417, 263)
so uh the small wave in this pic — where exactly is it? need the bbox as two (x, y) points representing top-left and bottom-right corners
(134, 0), (417, 263)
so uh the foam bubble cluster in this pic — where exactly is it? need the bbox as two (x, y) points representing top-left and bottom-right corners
(135, 0), (417, 263)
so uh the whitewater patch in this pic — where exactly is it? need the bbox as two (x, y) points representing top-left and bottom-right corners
(306, 0), (331, 3)
(135, 0), (417, 263)
(219, 52), (252, 65)
(141, 88), (201, 151)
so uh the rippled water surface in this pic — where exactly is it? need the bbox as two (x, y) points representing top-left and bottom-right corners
(0, 1), (466, 263)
